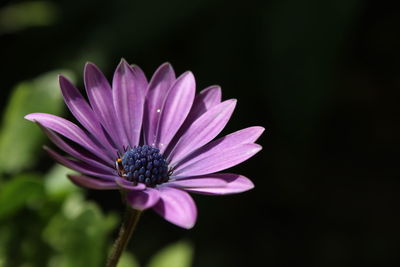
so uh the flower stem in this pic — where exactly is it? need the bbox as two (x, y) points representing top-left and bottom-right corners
(107, 207), (142, 267)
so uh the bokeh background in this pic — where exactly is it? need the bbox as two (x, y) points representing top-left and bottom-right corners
(1, 0), (400, 266)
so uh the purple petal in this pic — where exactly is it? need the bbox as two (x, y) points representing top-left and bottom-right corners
(143, 63), (176, 146)
(25, 113), (112, 162)
(44, 146), (117, 180)
(155, 71), (195, 153)
(68, 174), (119, 190)
(131, 64), (148, 95)
(115, 177), (146, 190)
(59, 75), (116, 153)
(173, 143), (262, 177)
(112, 59), (146, 147)
(38, 123), (114, 171)
(168, 99), (237, 165)
(188, 85), (222, 120)
(174, 126), (264, 171)
(183, 173), (254, 195)
(126, 188), (160, 210)
(166, 176), (227, 188)
(163, 85), (222, 157)
(84, 63), (126, 150)
(153, 187), (197, 229)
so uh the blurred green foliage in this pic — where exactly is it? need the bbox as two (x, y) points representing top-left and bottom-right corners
(0, 71), (73, 175)
(0, 1), (56, 34)
(147, 241), (193, 267)
(0, 65), (195, 266)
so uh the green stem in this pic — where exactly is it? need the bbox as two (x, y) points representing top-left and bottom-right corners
(107, 207), (142, 267)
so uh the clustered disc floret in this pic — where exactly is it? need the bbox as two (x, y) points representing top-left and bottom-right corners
(121, 145), (169, 187)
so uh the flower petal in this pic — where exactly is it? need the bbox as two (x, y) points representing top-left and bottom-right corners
(174, 126), (264, 171)
(131, 64), (148, 95)
(126, 188), (160, 210)
(183, 173), (254, 195)
(187, 85), (222, 121)
(44, 146), (117, 180)
(155, 71), (195, 153)
(84, 63), (126, 150)
(68, 174), (119, 190)
(168, 99), (237, 165)
(153, 187), (197, 229)
(174, 143), (262, 177)
(163, 85), (222, 157)
(25, 113), (112, 162)
(143, 63), (176, 146)
(166, 176), (227, 188)
(38, 123), (114, 171)
(112, 59), (145, 147)
(115, 177), (146, 191)
(59, 75), (116, 153)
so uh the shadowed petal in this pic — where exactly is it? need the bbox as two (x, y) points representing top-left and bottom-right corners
(115, 177), (146, 190)
(113, 59), (145, 147)
(84, 63), (126, 150)
(126, 188), (160, 210)
(45, 146), (117, 180)
(187, 85), (222, 121)
(25, 113), (112, 162)
(155, 71), (195, 153)
(174, 143), (262, 177)
(143, 63), (176, 146)
(168, 99), (237, 165)
(153, 187), (197, 229)
(38, 123), (114, 171)
(183, 173), (254, 195)
(68, 174), (119, 190)
(59, 75), (116, 153)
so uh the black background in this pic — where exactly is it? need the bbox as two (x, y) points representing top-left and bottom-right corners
(1, 0), (400, 266)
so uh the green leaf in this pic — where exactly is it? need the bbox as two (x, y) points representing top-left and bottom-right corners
(117, 252), (140, 267)
(0, 174), (45, 220)
(44, 164), (78, 200)
(0, 1), (57, 34)
(43, 193), (118, 267)
(147, 241), (194, 267)
(0, 70), (74, 175)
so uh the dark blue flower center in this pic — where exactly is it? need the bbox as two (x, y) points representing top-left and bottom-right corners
(120, 145), (169, 187)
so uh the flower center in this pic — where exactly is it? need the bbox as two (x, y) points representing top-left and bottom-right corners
(118, 145), (170, 187)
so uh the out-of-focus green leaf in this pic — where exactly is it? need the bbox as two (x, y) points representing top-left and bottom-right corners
(0, 70), (74, 175)
(43, 193), (118, 267)
(147, 241), (194, 267)
(0, 1), (57, 34)
(0, 174), (44, 220)
(45, 164), (78, 200)
(117, 252), (140, 267)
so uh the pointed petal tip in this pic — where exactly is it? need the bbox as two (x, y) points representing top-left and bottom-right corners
(157, 62), (175, 73)
(201, 85), (221, 93)
(84, 62), (101, 74)
(24, 114), (34, 121)
(252, 126), (266, 136)
(24, 112), (45, 122)
(118, 58), (131, 68)
(58, 74), (67, 83)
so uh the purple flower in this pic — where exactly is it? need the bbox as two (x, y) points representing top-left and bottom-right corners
(25, 60), (263, 229)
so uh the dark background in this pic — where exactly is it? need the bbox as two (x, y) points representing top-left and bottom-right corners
(1, 0), (400, 266)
